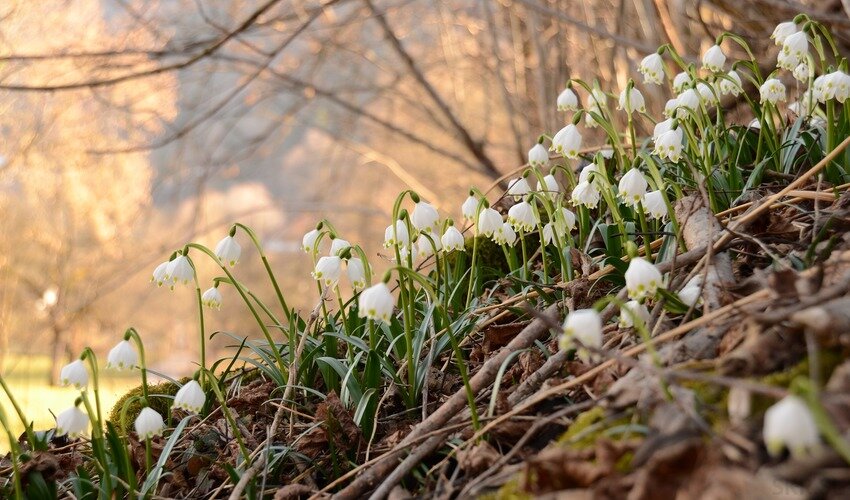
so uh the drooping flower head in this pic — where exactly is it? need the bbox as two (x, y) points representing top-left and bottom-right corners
(619, 300), (650, 329)
(441, 225), (465, 252)
(701, 44), (726, 72)
(106, 340), (138, 370)
(763, 395), (819, 458)
(302, 228), (320, 254)
(506, 177), (531, 201)
(718, 70), (742, 96)
(173, 380), (206, 413)
(165, 255), (194, 287)
(760, 78), (786, 105)
(507, 199), (539, 232)
(618, 87), (646, 114)
(411, 201), (440, 234)
(476, 207), (503, 237)
(551, 124), (583, 159)
(202, 286), (222, 309)
(618, 168), (648, 207)
(313, 256), (342, 287)
(135, 407), (165, 439)
(771, 21), (798, 46)
(358, 282), (395, 323)
(214, 235), (241, 267)
(643, 190), (667, 219)
(347, 257), (368, 291)
(625, 257), (664, 300)
(59, 360), (89, 389)
(560, 309), (603, 363)
(55, 406), (88, 438)
(556, 87), (579, 111)
(638, 53), (664, 85)
(329, 237), (351, 257)
(528, 143), (549, 168)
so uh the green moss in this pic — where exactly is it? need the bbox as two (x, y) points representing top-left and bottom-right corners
(753, 350), (845, 415)
(557, 406), (606, 448)
(614, 450), (634, 473)
(480, 476), (533, 500)
(108, 378), (187, 432)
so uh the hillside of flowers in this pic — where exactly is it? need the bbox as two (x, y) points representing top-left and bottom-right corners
(4, 14), (850, 498)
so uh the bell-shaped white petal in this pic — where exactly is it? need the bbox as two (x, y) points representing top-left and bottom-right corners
(618, 87), (646, 113)
(202, 287), (222, 309)
(771, 21), (798, 45)
(672, 72), (691, 93)
(551, 124), (582, 159)
(701, 44), (726, 72)
(415, 235), (442, 259)
(215, 236), (241, 267)
(346, 257), (368, 290)
(537, 174), (559, 196)
(619, 300), (650, 329)
(476, 208), (503, 237)
(781, 31), (808, 64)
(329, 238), (351, 257)
(507, 201), (539, 232)
(560, 309), (603, 363)
(59, 360), (88, 389)
(173, 380), (206, 413)
(696, 82), (717, 105)
(663, 98), (678, 118)
(55, 406), (88, 438)
(528, 143), (549, 168)
(302, 229), (320, 254)
(556, 87), (578, 111)
(165, 256), (194, 287)
(106, 340), (138, 370)
(625, 257), (663, 300)
(718, 70), (742, 96)
(151, 261), (172, 288)
(792, 62), (810, 83)
(461, 195), (480, 221)
(618, 168), (648, 207)
(643, 190), (667, 219)
(677, 275), (703, 307)
(358, 282), (395, 323)
(571, 181), (601, 208)
(653, 118), (674, 140)
(654, 129), (684, 162)
(135, 407), (165, 439)
(492, 222), (517, 246)
(556, 207), (577, 232)
(313, 256), (342, 287)
(578, 163), (601, 184)
(384, 220), (411, 248)
(760, 78), (786, 105)
(675, 89), (700, 118)
(763, 395), (819, 457)
(638, 53), (664, 85)
(411, 202), (440, 234)
(542, 223), (555, 246)
(441, 226), (465, 252)
(506, 177), (531, 201)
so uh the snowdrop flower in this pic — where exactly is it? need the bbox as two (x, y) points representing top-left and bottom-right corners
(135, 407), (165, 439)
(202, 286), (222, 309)
(813, 74), (829, 102)
(384, 220), (410, 248)
(556, 87), (579, 111)
(781, 31), (808, 64)
(771, 21), (798, 45)
(461, 194), (480, 221)
(537, 174), (559, 196)
(675, 89), (700, 118)
(826, 70), (850, 103)
(415, 235), (442, 259)
(542, 223), (555, 245)
(763, 395), (819, 457)
(59, 360), (88, 389)
(619, 300), (650, 329)
(559, 309), (603, 363)
(215, 235), (241, 267)
(106, 340), (138, 370)
(313, 256), (342, 286)
(571, 181), (601, 208)
(506, 177), (531, 201)
(696, 82), (717, 105)
(346, 257), (367, 290)
(173, 380), (205, 413)
(493, 222), (517, 246)
(165, 255), (194, 287)
(654, 129), (684, 162)
(618, 87), (646, 113)
(528, 143), (549, 168)
(55, 406), (88, 438)
(151, 261), (172, 288)
(776, 49), (798, 71)
(411, 202), (440, 233)
(719, 70), (742, 96)
(476, 207), (503, 237)
(507, 200), (538, 232)
(441, 226), (465, 252)
(302, 229), (320, 254)
(664, 98), (679, 118)
(625, 257), (663, 300)
(329, 238), (351, 257)
(792, 62), (809, 83)
(551, 124), (582, 159)
(618, 168), (648, 207)
(673, 72), (691, 93)
(358, 282), (395, 323)
(677, 275), (703, 307)
(638, 53), (664, 85)
(760, 78), (786, 105)
(701, 44), (726, 72)
(643, 190), (667, 219)
(653, 118), (674, 140)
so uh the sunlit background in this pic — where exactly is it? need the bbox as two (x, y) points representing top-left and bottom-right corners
(1, 0), (847, 448)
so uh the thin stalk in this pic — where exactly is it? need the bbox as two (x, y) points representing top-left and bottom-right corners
(234, 223), (290, 318)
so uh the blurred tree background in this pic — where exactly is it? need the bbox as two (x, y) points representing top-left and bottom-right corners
(1, 0), (850, 386)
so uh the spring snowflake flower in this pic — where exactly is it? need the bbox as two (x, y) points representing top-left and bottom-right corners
(823, 70), (850, 103)
(677, 275), (703, 307)
(55, 406), (88, 438)
(625, 257), (663, 300)
(551, 124), (582, 159)
(748, 118), (761, 130)
(461, 195), (480, 220)
(702, 44), (726, 72)
(556, 207), (577, 232)
(771, 21), (798, 46)
(619, 300), (650, 329)
(415, 235), (442, 259)
(492, 222), (517, 246)
(571, 181), (601, 209)
(151, 261), (172, 288)
(578, 163), (601, 184)
(441, 226), (465, 252)
(719, 70), (742, 96)
(135, 407), (165, 439)
(477, 207), (503, 237)
(358, 282), (395, 323)
(313, 256), (342, 286)
(528, 143), (549, 168)
(584, 89), (606, 128)
(763, 395), (819, 458)
(760, 78), (786, 104)
(507, 200), (539, 232)
(506, 177), (531, 201)
(654, 129), (684, 162)
(202, 286), (222, 309)
(106, 340), (138, 370)
(643, 190), (667, 219)
(675, 89), (700, 118)
(59, 360), (88, 389)
(215, 236), (241, 267)
(384, 220), (411, 248)
(638, 53), (664, 85)
(792, 62), (809, 83)
(559, 309), (603, 363)
(653, 118), (674, 140)
(346, 257), (367, 290)
(165, 255), (193, 287)
(173, 380), (206, 413)
(556, 87), (579, 111)
(302, 229), (320, 254)
(664, 98), (678, 118)
(537, 174), (559, 196)
(781, 31), (808, 64)
(329, 238), (351, 257)
(618, 87), (646, 113)
(776, 49), (798, 71)
(673, 72), (692, 93)
(411, 202), (440, 234)
(618, 168), (648, 207)
(696, 82), (717, 105)
(542, 223), (555, 245)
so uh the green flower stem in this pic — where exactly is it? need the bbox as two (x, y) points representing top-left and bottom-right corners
(80, 392), (114, 491)
(80, 348), (104, 435)
(0, 406), (23, 498)
(635, 202), (654, 260)
(184, 258), (207, 391)
(0, 373), (36, 447)
(202, 369), (252, 464)
(234, 223), (290, 319)
(519, 230), (529, 281)
(793, 377), (850, 464)
(537, 227), (550, 284)
(465, 233), (480, 308)
(125, 328), (150, 405)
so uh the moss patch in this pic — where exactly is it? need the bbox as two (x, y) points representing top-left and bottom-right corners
(557, 406), (606, 448)
(108, 378), (187, 432)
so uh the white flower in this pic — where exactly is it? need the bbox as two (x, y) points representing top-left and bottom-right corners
(411, 202), (440, 233)
(781, 31), (808, 64)
(151, 261), (172, 288)
(313, 256), (342, 286)
(826, 70), (850, 103)
(673, 72), (691, 93)
(664, 98), (678, 118)
(619, 300), (650, 329)
(551, 124), (582, 159)
(55, 406), (88, 438)
(441, 226), (465, 252)
(643, 190), (667, 219)
(135, 407), (165, 439)
(165, 256), (193, 287)
(358, 282), (395, 323)
(201, 287), (222, 309)
(675, 89), (700, 118)
(813, 74), (829, 102)
(677, 275), (703, 307)
(59, 360), (88, 389)
(173, 380), (206, 413)
(415, 235), (442, 259)
(618, 168), (648, 207)
(763, 395), (819, 457)
(506, 177), (531, 201)
(654, 129), (684, 162)
(106, 340), (138, 370)
(600, 148), (614, 159)
(719, 70), (743, 96)
(618, 87), (646, 113)
(776, 49), (798, 71)
(771, 21), (798, 45)
(702, 44), (726, 72)
(559, 309), (603, 363)
(507, 200), (539, 232)
(537, 174), (559, 196)
(638, 53), (664, 85)
(215, 236), (241, 267)
(557, 87), (578, 111)
(571, 181), (601, 208)
(696, 82), (717, 105)
(493, 222), (517, 246)
(578, 163), (601, 184)
(528, 143), (549, 168)
(476, 208), (503, 237)
(302, 229), (320, 254)
(329, 238), (351, 257)
(760, 78), (786, 105)
(748, 118), (762, 130)
(556, 207), (577, 232)
(542, 223), (555, 245)
(384, 220), (410, 248)
(346, 258), (368, 290)
(625, 257), (663, 300)
(653, 118), (674, 140)
(461, 195), (480, 220)
(792, 62), (809, 83)
(586, 87), (606, 109)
